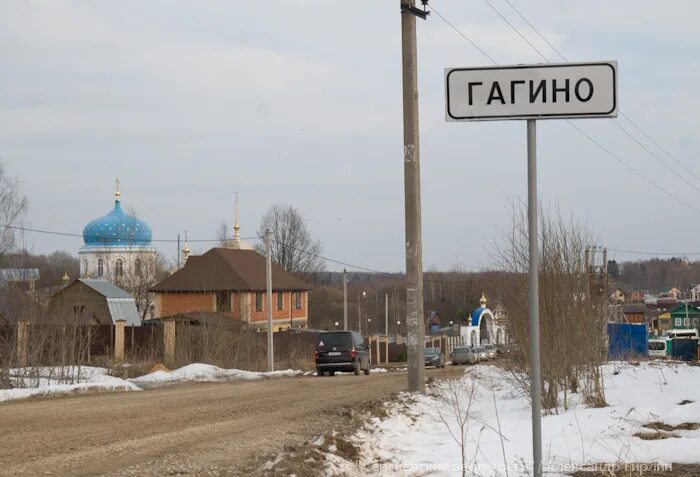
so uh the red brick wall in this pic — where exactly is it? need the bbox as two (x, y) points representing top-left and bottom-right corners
(157, 292), (214, 317)
(250, 291), (308, 323)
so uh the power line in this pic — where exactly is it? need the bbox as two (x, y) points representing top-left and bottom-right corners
(429, 5), (498, 65)
(608, 248), (700, 257)
(565, 121), (700, 214)
(481, 0), (548, 62)
(501, 0), (567, 61)
(493, 0), (700, 186)
(430, 1), (700, 215)
(0, 223), (257, 243)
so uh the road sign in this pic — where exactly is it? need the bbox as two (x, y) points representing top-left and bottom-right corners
(445, 62), (617, 121)
(444, 59), (620, 477)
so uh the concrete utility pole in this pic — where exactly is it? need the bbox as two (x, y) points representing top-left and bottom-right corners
(400, 0), (426, 393)
(265, 229), (274, 372)
(343, 268), (348, 330)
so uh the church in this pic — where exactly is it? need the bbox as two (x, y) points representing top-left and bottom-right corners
(79, 180), (157, 316)
(462, 293), (508, 346)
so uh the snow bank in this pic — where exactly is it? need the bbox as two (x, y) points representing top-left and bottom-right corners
(130, 363), (304, 385)
(349, 362), (700, 476)
(1, 366), (139, 403)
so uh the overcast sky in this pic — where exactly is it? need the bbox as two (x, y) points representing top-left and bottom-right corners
(1, 1), (699, 272)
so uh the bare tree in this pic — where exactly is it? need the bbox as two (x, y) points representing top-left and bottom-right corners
(0, 161), (28, 257)
(216, 221), (230, 247)
(494, 201), (606, 412)
(255, 204), (325, 276)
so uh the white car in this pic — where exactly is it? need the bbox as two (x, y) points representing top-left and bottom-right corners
(473, 347), (488, 361)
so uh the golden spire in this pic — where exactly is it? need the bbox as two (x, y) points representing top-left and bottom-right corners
(479, 292), (487, 307)
(62, 271), (70, 284)
(115, 177), (121, 202)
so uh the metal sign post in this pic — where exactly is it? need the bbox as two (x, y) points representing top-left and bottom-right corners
(445, 61), (617, 477)
(526, 118), (542, 476)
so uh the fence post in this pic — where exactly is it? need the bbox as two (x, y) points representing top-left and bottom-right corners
(114, 321), (126, 362)
(16, 320), (29, 366)
(375, 336), (381, 366)
(164, 320), (176, 364)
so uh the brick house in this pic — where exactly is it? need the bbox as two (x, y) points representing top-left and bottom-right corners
(150, 248), (312, 331)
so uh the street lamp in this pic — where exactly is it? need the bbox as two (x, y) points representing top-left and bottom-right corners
(395, 320), (401, 343)
(334, 321), (339, 329)
(367, 317), (372, 336)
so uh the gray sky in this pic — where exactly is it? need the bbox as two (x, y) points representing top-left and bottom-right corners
(1, 0), (699, 272)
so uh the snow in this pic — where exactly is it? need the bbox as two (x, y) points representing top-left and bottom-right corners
(1, 363), (307, 403)
(346, 362), (700, 476)
(129, 363), (303, 386)
(0, 366), (139, 403)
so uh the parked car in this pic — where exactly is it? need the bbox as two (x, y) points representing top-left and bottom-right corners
(314, 331), (370, 376)
(424, 347), (445, 368)
(483, 344), (497, 360)
(473, 346), (488, 361)
(450, 346), (478, 365)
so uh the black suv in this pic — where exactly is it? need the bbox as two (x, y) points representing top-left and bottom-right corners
(314, 331), (370, 376)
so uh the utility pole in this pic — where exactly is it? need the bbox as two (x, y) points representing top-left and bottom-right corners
(265, 229), (274, 372)
(400, 0), (428, 393)
(343, 269), (348, 330)
(177, 233), (181, 269)
(357, 290), (361, 335)
(385, 293), (389, 337)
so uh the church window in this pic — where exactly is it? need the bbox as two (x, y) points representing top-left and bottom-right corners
(135, 258), (142, 276)
(97, 259), (104, 277)
(83, 259), (88, 276)
(115, 259), (124, 277)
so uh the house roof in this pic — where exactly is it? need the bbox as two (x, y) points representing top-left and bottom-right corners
(623, 304), (647, 314)
(80, 279), (134, 298)
(51, 279), (140, 326)
(150, 248), (312, 293)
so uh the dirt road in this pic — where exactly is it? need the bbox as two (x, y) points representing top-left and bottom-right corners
(0, 369), (444, 476)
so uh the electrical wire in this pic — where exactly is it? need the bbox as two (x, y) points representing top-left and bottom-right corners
(430, 1), (700, 216)
(0, 223), (257, 243)
(491, 0), (700, 188)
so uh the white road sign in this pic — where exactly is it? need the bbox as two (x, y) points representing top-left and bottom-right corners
(445, 62), (617, 121)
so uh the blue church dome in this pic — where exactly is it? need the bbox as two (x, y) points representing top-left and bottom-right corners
(82, 199), (152, 248)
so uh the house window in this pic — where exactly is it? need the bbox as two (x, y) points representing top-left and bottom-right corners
(135, 258), (142, 276)
(684, 317), (690, 327)
(294, 291), (302, 310)
(97, 259), (104, 277)
(675, 318), (682, 327)
(277, 292), (284, 310)
(693, 318), (699, 327)
(256, 292), (263, 312)
(115, 259), (124, 277)
(216, 291), (231, 312)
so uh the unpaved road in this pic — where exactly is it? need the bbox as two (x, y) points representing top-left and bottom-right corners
(0, 368), (445, 476)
